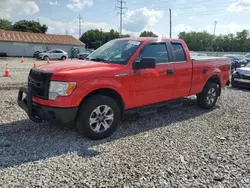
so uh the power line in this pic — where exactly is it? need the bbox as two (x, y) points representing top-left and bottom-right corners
(177, 8), (227, 16)
(157, 0), (235, 11)
(92, 9), (116, 21)
(115, 0), (128, 35)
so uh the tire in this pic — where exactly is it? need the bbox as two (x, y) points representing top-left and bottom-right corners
(197, 82), (219, 109)
(61, 56), (66, 60)
(76, 95), (121, 140)
(231, 77), (238, 88)
(44, 56), (49, 61)
(231, 81), (237, 88)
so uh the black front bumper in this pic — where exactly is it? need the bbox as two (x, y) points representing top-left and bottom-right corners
(231, 77), (250, 89)
(18, 87), (78, 126)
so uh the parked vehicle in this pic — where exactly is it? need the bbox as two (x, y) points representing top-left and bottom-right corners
(18, 37), (230, 140)
(38, 49), (68, 60)
(245, 53), (250, 63)
(223, 54), (246, 71)
(237, 55), (248, 65)
(77, 51), (91, 60)
(33, 49), (51, 58)
(231, 62), (250, 88)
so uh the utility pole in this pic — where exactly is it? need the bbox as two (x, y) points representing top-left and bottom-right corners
(115, 0), (127, 35)
(77, 14), (83, 38)
(213, 21), (217, 35)
(169, 8), (172, 38)
(66, 30), (68, 35)
(211, 21), (218, 51)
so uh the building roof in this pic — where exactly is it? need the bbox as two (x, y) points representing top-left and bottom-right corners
(0, 30), (85, 46)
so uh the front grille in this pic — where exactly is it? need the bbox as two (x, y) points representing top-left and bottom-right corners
(28, 68), (53, 99)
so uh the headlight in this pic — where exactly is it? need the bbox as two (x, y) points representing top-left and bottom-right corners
(49, 81), (76, 100)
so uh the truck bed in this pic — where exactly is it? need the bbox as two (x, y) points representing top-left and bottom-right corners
(191, 56), (229, 61)
(190, 56), (230, 95)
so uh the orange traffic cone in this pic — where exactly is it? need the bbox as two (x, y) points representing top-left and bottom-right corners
(4, 64), (10, 77)
(21, 56), (24, 63)
(33, 62), (37, 68)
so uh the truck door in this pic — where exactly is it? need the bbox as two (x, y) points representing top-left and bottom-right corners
(168, 42), (192, 98)
(131, 42), (174, 107)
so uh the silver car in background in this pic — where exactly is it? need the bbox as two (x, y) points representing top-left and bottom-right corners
(38, 49), (68, 61)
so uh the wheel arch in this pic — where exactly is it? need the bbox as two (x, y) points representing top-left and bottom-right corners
(204, 74), (222, 96)
(78, 88), (125, 118)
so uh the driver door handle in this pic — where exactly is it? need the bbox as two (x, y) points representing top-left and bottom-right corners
(166, 69), (174, 75)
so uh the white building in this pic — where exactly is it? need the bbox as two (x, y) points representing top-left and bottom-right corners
(0, 30), (85, 58)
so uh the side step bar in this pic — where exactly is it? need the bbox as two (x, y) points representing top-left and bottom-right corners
(124, 98), (184, 116)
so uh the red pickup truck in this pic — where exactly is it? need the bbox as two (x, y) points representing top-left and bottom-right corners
(18, 37), (230, 140)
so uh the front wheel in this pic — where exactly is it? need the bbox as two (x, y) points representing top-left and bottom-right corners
(61, 56), (66, 60)
(76, 95), (121, 140)
(44, 56), (49, 61)
(197, 82), (219, 109)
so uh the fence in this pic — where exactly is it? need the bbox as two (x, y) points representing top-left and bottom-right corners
(195, 51), (247, 57)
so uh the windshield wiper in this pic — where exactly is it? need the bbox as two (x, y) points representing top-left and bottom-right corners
(88, 57), (111, 63)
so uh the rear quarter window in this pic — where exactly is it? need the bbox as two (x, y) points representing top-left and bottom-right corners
(171, 43), (187, 62)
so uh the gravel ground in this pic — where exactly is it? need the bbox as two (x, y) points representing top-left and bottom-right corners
(0, 58), (250, 187)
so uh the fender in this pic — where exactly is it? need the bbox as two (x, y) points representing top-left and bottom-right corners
(76, 78), (127, 106)
(202, 67), (221, 87)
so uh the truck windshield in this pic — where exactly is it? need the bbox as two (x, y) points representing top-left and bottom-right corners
(86, 39), (142, 65)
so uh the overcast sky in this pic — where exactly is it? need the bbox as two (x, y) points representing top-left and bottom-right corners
(0, 0), (250, 38)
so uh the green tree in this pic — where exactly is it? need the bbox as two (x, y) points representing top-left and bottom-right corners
(12, 20), (48, 33)
(179, 31), (217, 51)
(179, 30), (250, 52)
(0, 19), (13, 30)
(139, 31), (158, 37)
(80, 29), (131, 49)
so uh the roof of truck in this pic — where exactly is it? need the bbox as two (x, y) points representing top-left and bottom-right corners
(117, 37), (183, 42)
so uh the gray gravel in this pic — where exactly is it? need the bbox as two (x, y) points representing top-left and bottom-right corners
(1, 58), (250, 187)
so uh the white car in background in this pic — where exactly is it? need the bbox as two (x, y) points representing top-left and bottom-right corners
(38, 49), (68, 61)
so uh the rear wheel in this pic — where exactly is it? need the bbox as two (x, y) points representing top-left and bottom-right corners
(76, 95), (121, 140)
(61, 56), (66, 60)
(197, 82), (219, 109)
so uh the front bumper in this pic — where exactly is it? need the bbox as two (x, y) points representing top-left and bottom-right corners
(18, 87), (78, 126)
(231, 77), (250, 88)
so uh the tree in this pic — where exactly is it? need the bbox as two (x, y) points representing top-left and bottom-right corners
(139, 31), (158, 37)
(0, 19), (12, 30)
(80, 29), (131, 49)
(12, 20), (48, 33)
(178, 31), (214, 51)
(178, 30), (250, 52)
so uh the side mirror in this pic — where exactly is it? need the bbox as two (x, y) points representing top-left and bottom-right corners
(133, 57), (156, 70)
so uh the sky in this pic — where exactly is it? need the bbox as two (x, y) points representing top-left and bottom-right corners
(0, 0), (250, 38)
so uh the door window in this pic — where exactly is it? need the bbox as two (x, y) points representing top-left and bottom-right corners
(54, 50), (63, 53)
(139, 43), (169, 64)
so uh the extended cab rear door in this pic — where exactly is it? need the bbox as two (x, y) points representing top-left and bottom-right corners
(167, 42), (192, 98)
(131, 42), (175, 107)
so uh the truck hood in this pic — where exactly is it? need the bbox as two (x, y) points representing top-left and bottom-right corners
(236, 67), (250, 75)
(37, 60), (124, 74)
